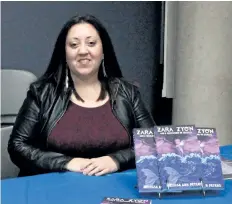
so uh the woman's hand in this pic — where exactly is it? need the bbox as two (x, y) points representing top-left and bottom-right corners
(65, 158), (92, 172)
(82, 156), (119, 176)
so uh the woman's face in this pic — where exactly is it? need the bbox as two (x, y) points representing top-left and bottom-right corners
(65, 23), (103, 78)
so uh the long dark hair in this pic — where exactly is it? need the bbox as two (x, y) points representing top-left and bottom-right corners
(35, 14), (123, 100)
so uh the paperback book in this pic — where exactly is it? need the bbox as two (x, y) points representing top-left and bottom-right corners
(133, 128), (162, 193)
(221, 157), (232, 180)
(196, 127), (224, 190)
(154, 125), (203, 192)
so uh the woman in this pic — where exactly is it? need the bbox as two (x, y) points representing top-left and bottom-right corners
(8, 14), (155, 177)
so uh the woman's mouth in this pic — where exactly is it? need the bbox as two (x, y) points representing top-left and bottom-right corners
(78, 59), (91, 65)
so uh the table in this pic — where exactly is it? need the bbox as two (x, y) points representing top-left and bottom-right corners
(1, 145), (232, 204)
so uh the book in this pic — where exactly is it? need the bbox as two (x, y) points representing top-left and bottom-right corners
(196, 127), (224, 190)
(101, 197), (152, 204)
(154, 125), (203, 192)
(133, 128), (162, 193)
(220, 156), (232, 180)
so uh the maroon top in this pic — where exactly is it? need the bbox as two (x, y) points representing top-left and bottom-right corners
(47, 100), (130, 158)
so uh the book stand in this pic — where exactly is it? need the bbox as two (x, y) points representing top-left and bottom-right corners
(158, 178), (206, 199)
(135, 177), (207, 199)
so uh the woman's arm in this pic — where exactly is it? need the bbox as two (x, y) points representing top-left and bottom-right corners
(8, 85), (73, 173)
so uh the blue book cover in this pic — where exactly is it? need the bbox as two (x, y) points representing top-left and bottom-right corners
(196, 127), (224, 190)
(133, 128), (162, 193)
(101, 197), (152, 204)
(154, 125), (203, 192)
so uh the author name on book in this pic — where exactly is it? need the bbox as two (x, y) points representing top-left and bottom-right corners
(167, 182), (202, 188)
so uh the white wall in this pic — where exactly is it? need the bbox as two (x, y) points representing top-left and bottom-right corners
(172, 2), (232, 145)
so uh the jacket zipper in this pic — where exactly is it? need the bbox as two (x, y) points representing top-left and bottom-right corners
(110, 81), (132, 148)
(46, 93), (71, 147)
(111, 100), (132, 148)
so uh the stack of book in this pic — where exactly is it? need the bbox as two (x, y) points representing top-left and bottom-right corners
(133, 125), (224, 194)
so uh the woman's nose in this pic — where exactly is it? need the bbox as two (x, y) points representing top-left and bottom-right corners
(78, 44), (88, 54)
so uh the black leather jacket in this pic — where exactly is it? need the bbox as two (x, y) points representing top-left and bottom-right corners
(8, 77), (155, 176)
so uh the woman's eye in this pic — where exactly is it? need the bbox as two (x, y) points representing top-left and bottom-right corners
(70, 43), (78, 48)
(88, 41), (96, 47)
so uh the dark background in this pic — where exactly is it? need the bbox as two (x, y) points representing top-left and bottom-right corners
(1, 1), (172, 125)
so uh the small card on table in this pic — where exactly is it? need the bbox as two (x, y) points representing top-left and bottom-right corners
(101, 197), (152, 204)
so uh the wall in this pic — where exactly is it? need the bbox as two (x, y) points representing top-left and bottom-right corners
(1, 1), (162, 113)
(173, 2), (232, 145)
